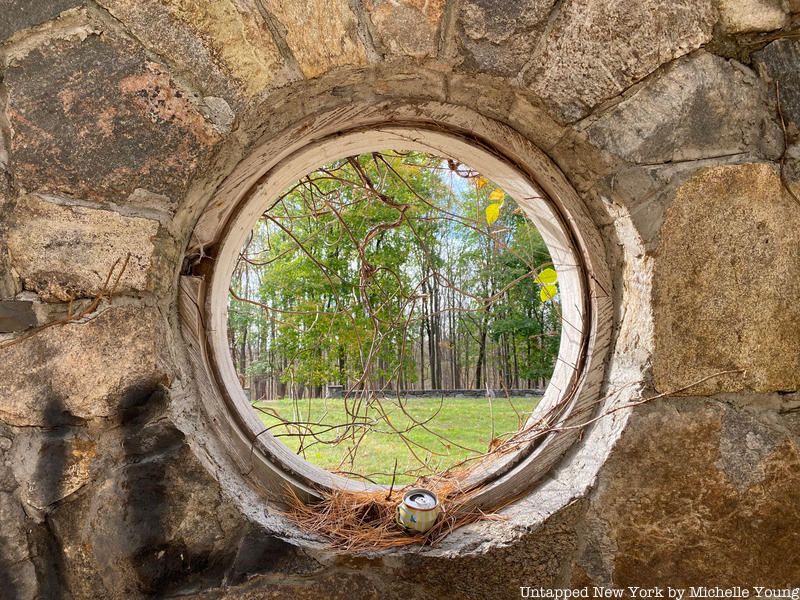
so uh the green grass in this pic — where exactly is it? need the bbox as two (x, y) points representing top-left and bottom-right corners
(252, 395), (540, 485)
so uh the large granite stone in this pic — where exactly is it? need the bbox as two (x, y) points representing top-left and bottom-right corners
(653, 163), (800, 395)
(584, 52), (782, 164)
(4, 26), (221, 204)
(0, 0), (81, 41)
(718, 0), (788, 33)
(525, 0), (717, 122)
(7, 195), (161, 301)
(97, 0), (286, 108)
(365, 0), (445, 59)
(263, 0), (367, 78)
(583, 400), (800, 584)
(83, 432), (236, 596)
(754, 39), (800, 135)
(456, 0), (555, 77)
(0, 306), (167, 426)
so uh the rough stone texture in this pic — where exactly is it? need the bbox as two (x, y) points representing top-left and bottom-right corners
(4, 26), (221, 205)
(754, 39), (800, 136)
(525, 0), (717, 122)
(786, 141), (800, 198)
(182, 570), (415, 600)
(0, 306), (167, 426)
(582, 399), (800, 585)
(365, 0), (445, 59)
(653, 163), (800, 395)
(0, 170), (18, 299)
(0, 300), (35, 332)
(56, 431), (233, 596)
(716, 407), (783, 491)
(97, 0), (286, 107)
(718, 0), (788, 33)
(7, 195), (161, 301)
(403, 501), (585, 599)
(456, 0), (555, 77)
(584, 52), (782, 164)
(0, 428), (39, 600)
(590, 161), (713, 253)
(263, 0), (367, 78)
(11, 425), (96, 510)
(1, 1), (800, 596)
(0, 0), (82, 41)
(181, 500), (586, 599)
(0, 493), (39, 600)
(36, 385), (318, 599)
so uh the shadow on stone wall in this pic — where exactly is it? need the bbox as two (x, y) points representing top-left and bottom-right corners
(30, 392), (81, 600)
(117, 383), (189, 594)
(1, 377), (323, 599)
(112, 383), (318, 597)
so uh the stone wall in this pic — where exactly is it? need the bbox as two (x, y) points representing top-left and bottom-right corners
(0, 1), (798, 598)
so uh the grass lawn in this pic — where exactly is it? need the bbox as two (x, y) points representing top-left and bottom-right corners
(252, 395), (540, 485)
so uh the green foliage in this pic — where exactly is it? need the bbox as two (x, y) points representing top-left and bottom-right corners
(228, 150), (561, 396)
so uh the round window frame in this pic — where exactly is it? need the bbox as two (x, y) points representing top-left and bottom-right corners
(181, 110), (612, 512)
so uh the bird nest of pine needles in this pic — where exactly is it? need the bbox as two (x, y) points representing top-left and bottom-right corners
(281, 473), (506, 551)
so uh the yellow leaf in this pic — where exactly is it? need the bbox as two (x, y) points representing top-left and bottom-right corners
(485, 202), (502, 225)
(476, 176), (489, 189)
(539, 283), (558, 302)
(534, 267), (558, 285)
(488, 189), (505, 202)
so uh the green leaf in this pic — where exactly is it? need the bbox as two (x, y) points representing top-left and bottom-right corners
(534, 267), (558, 285)
(485, 202), (502, 225)
(539, 283), (558, 302)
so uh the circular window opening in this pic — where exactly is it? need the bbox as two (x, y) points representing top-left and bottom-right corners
(226, 150), (562, 487)
(200, 125), (605, 515)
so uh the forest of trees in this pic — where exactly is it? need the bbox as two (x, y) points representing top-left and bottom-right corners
(227, 151), (561, 401)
